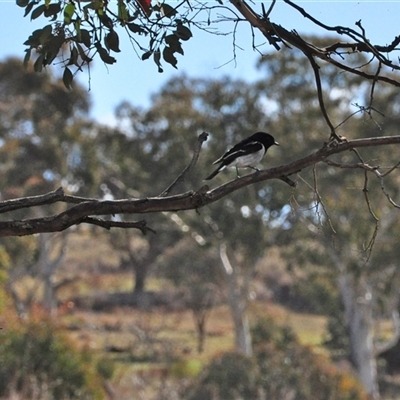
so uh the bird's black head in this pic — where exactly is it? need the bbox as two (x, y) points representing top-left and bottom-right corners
(252, 132), (279, 149)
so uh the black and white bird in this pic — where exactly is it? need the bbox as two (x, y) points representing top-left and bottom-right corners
(205, 132), (279, 180)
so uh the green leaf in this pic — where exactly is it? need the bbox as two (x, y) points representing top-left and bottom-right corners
(127, 23), (146, 35)
(153, 51), (163, 73)
(160, 3), (176, 18)
(63, 67), (73, 90)
(68, 46), (79, 66)
(33, 54), (44, 72)
(16, 0), (30, 8)
(39, 24), (53, 44)
(76, 42), (93, 63)
(24, 1), (36, 17)
(44, 3), (61, 18)
(84, 0), (103, 11)
(175, 24), (192, 41)
(141, 50), (152, 60)
(24, 28), (44, 46)
(23, 48), (32, 67)
(77, 29), (91, 48)
(117, 0), (128, 22)
(98, 12), (113, 29)
(31, 4), (45, 19)
(95, 42), (117, 64)
(64, 3), (75, 24)
(162, 46), (177, 68)
(105, 30), (121, 53)
(44, 47), (59, 65)
(165, 34), (183, 55)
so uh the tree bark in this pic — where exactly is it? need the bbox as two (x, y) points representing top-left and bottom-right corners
(219, 243), (252, 356)
(338, 272), (379, 399)
(39, 232), (68, 316)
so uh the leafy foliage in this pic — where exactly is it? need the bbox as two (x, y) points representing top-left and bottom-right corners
(0, 315), (105, 399)
(17, 0), (193, 87)
(0, 58), (99, 199)
(186, 319), (367, 400)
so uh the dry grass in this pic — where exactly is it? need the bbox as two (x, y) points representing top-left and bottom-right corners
(8, 230), (336, 398)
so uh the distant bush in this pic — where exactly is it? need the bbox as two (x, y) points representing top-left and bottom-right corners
(256, 343), (366, 400)
(0, 316), (106, 400)
(324, 309), (350, 357)
(251, 316), (297, 349)
(185, 351), (260, 400)
(185, 318), (367, 400)
(292, 273), (340, 315)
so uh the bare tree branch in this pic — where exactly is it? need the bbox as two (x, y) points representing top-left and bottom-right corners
(305, 52), (339, 139)
(324, 157), (400, 209)
(81, 217), (156, 234)
(159, 131), (209, 197)
(2, 135), (400, 237)
(225, 0), (400, 143)
(375, 311), (400, 356)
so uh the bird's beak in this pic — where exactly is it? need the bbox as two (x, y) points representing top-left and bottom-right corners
(274, 141), (280, 146)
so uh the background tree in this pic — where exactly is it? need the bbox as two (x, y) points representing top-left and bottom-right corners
(3, 37), (400, 395)
(252, 41), (400, 398)
(1, 2), (400, 236)
(99, 74), (293, 355)
(0, 58), (98, 314)
(160, 237), (219, 353)
(185, 319), (367, 400)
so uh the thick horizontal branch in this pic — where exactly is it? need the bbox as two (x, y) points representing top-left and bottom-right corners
(0, 187), (94, 214)
(1, 135), (400, 237)
(208, 135), (400, 202)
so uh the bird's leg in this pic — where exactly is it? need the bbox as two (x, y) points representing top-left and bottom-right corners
(248, 166), (260, 172)
(236, 167), (240, 178)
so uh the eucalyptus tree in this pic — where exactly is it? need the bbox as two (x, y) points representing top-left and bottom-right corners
(0, 58), (98, 314)
(93, 74), (288, 352)
(255, 42), (400, 398)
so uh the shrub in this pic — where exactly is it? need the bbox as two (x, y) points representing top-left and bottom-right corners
(186, 352), (260, 400)
(185, 318), (367, 400)
(256, 343), (366, 400)
(0, 316), (106, 400)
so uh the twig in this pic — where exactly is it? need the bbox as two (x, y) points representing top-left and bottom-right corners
(229, 0), (400, 87)
(298, 168), (336, 233)
(159, 131), (209, 197)
(305, 51), (339, 140)
(81, 217), (156, 234)
(361, 169), (379, 261)
(324, 158), (400, 209)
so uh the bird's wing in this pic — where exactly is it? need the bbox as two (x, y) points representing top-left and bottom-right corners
(205, 164), (226, 180)
(214, 141), (264, 165)
(213, 136), (260, 164)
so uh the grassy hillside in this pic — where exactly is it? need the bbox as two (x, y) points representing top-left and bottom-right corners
(5, 228), (398, 399)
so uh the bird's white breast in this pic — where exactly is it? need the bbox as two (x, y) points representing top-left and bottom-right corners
(229, 148), (265, 168)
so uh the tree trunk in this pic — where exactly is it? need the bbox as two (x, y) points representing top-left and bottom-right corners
(195, 315), (206, 353)
(133, 262), (146, 294)
(38, 232), (67, 316)
(338, 272), (379, 399)
(219, 243), (253, 356)
(130, 234), (159, 297)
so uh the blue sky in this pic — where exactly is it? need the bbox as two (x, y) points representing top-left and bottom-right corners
(0, 1), (399, 124)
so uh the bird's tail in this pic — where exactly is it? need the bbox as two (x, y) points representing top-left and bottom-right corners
(205, 165), (224, 180)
